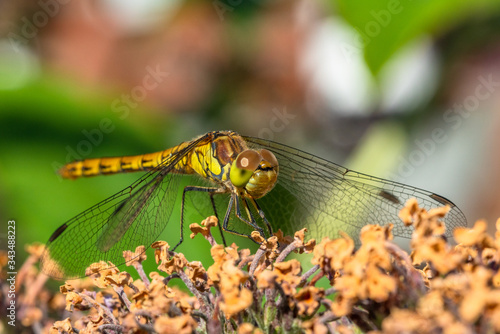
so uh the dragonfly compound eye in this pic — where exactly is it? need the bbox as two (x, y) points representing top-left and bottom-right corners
(230, 149), (262, 187)
(259, 149), (278, 170)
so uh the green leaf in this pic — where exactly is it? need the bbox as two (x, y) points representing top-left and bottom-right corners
(336, 0), (500, 75)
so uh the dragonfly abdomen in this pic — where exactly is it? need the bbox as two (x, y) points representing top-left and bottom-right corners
(59, 148), (189, 179)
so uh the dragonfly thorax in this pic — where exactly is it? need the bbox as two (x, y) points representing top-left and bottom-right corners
(229, 149), (279, 199)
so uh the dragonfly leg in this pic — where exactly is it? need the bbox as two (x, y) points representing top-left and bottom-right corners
(249, 198), (273, 236)
(234, 195), (266, 237)
(219, 194), (263, 244)
(209, 192), (227, 247)
(173, 185), (219, 251)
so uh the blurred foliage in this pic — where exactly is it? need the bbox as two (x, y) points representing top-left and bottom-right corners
(336, 0), (500, 75)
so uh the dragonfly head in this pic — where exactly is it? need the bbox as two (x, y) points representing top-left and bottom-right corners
(229, 149), (279, 199)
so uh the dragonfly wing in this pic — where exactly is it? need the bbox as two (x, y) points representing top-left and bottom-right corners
(96, 171), (181, 252)
(96, 179), (157, 252)
(41, 139), (203, 279)
(243, 136), (467, 242)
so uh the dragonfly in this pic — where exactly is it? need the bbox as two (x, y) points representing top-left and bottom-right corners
(41, 130), (467, 279)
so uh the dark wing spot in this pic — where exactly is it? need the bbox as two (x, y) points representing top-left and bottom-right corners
(379, 190), (400, 204)
(49, 223), (68, 242)
(429, 193), (456, 207)
(111, 201), (127, 218)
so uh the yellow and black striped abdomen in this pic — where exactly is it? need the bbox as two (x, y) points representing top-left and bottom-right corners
(58, 131), (248, 181)
(59, 144), (192, 180)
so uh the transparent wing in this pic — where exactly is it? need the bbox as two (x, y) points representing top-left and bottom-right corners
(243, 136), (467, 242)
(41, 138), (204, 279)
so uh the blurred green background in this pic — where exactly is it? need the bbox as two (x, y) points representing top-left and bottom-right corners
(1, 0), (500, 281)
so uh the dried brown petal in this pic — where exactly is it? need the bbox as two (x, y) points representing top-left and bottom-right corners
(50, 318), (74, 333)
(220, 261), (248, 287)
(459, 267), (493, 323)
(225, 244), (240, 260)
(302, 317), (329, 334)
(459, 289), (488, 323)
(25, 243), (45, 257)
(189, 216), (218, 239)
(177, 297), (194, 314)
(302, 239), (316, 253)
(210, 244), (228, 263)
(85, 261), (113, 275)
(272, 260), (302, 295)
(416, 290), (444, 318)
(158, 253), (188, 275)
(274, 259), (302, 278)
(199, 215), (218, 227)
(294, 229), (307, 243)
(293, 228), (316, 253)
(360, 224), (393, 244)
(121, 313), (139, 331)
(237, 323), (264, 334)
(331, 293), (354, 317)
(411, 238), (461, 274)
(149, 271), (163, 282)
(154, 314), (198, 334)
(65, 292), (83, 311)
(220, 288), (253, 318)
(50, 293), (67, 311)
(185, 261), (209, 292)
(312, 234), (354, 271)
(398, 198), (421, 226)
(123, 245), (147, 266)
(132, 290), (149, 305)
(20, 307), (43, 326)
(104, 271), (133, 287)
(490, 301), (500, 332)
(274, 229), (294, 245)
(189, 224), (208, 239)
(85, 261), (121, 288)
(482, 247), (498, 266)
(293, 286), (325, 316)
(493, 271), (500, 288)
(364, 264), (397, 302)
(256, 270), (277, 289)
(151, 241), (170, 264)
(454, 220), (493, 247)
(428, 205), (451, 218)
(381, 309), (437, 333)
(59, 283), (75, 294)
